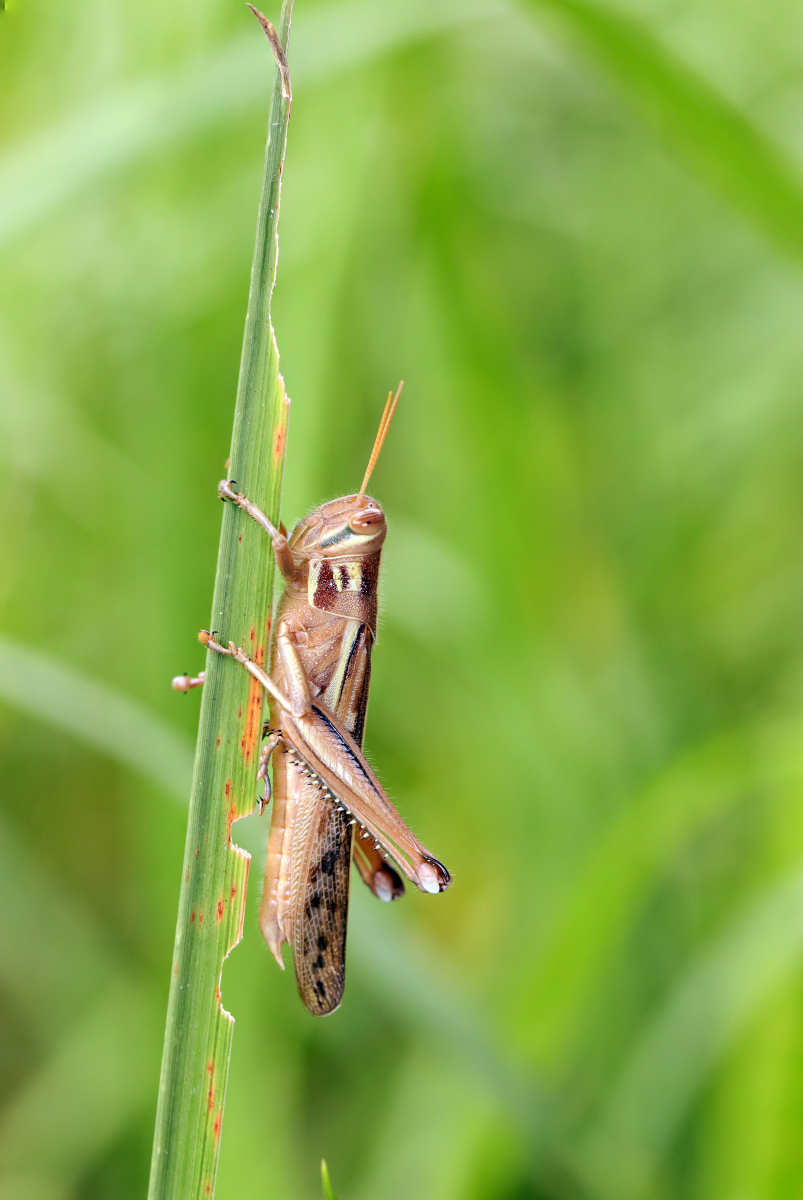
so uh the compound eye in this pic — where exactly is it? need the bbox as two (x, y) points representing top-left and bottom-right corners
(348, 507), (384, 534)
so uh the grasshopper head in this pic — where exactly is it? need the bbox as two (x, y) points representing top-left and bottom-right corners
(289, 494), (387, 559)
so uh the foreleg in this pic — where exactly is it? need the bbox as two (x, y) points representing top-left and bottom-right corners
(219, 479), (298, 582)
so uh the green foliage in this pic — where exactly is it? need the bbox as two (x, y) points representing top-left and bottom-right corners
(321, 1159), (338, 1200)
(3, 1), (803, 1199)
(532, 0), (803, 262)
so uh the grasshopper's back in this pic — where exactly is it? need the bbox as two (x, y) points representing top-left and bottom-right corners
(259, 493), (401, 1014)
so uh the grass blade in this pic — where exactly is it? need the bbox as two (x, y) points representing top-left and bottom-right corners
(321, 1159), (338, 1200)
(147, 4), (294, 1197)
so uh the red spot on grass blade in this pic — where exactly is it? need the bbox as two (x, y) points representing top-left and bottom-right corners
(240, 669), (264, 766)
(224, 779), (237, 827)
(216, 898), (224, 921)
(273, 421), (286, 464)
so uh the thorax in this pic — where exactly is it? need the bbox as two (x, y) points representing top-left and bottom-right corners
(270, 549), (380, 720)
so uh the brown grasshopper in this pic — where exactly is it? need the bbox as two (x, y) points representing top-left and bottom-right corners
(178, 386), (450, 1015)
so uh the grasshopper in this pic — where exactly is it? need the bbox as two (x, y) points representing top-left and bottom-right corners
(178, 386), (451, 1015)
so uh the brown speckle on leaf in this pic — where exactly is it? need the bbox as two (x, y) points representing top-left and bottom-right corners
(273, 422), (286, 464)
(216, 899), (224, 921)
(240, 672), (263, 766)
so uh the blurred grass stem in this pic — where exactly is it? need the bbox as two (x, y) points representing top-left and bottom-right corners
(147, 4), (293, 1197)
(321, 1159), (338, 1200)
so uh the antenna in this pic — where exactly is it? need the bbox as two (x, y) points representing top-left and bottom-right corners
(357, 381), (403, 504)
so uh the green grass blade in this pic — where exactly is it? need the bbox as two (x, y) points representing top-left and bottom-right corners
(147, 5), (294, 1198)
(321, 1159), (338, 1200)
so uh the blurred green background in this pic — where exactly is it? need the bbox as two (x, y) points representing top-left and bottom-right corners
(4, 0), (803, 1197)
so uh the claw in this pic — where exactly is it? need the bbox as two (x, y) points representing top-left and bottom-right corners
(257, 772), (271, 814)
